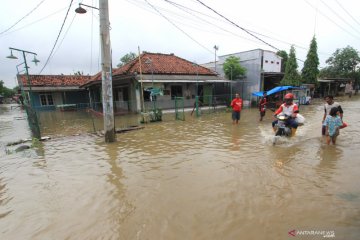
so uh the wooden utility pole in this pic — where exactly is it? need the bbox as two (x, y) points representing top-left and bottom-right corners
(138, 46), (145, 113)
(99, 0), (115, 142)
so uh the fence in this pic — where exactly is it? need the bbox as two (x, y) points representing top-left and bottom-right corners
(24, 104), (41, 139)
(30, 93), (253, 137)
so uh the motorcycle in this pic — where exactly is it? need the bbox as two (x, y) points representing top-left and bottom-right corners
(274, 113), (292, 137)
(272, 113), (305, 145)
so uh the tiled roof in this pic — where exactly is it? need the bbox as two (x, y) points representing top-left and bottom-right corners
(89, 52), (217, 82)
(18, 75), (91, 87)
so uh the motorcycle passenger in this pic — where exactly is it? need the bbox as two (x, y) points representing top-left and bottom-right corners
(272, 93), (299, 136)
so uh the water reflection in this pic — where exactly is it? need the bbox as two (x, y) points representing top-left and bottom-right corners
(0, 98), (360, 239)
(317, 145), (343, 176)
(0, 177), (13, 219)
(0, 104), (31, 156)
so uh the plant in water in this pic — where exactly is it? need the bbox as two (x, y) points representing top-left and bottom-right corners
(31, 137), (41, 148)
(150, 108), (162, 122)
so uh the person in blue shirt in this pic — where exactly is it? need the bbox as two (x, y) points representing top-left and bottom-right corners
(324, 107), (343, 145)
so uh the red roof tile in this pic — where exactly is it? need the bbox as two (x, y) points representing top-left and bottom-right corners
(18, 75), (91, 87)
(89, 52), (217, 82)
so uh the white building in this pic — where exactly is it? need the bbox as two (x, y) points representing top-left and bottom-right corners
(202, 49), (284, 101)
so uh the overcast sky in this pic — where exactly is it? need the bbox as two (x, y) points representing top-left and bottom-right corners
(1, 0), (360, 88)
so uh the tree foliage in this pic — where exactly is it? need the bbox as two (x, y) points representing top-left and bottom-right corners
(301, 36), (319, 85)
(276, 50), (288, 72)
(0, 80), (15, 98)
(222, 56), (246, 80)
(280, 45), (301, 86)
(319, 46), (360, 79)
(117, 52), (137, 67)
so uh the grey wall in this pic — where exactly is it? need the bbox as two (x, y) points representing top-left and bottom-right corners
(217, 49), (263, 100)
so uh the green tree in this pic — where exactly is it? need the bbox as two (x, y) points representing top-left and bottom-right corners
(0, 80), (15, 98)
(320, 46), (360, 77)
(13, 86), (20, 93)
(276, 50), (288, 72)
(280, 45), (301, 86)
(222, 56), (246, 80)
(117, 52), (137, 67)
(301, 36), (319, 85)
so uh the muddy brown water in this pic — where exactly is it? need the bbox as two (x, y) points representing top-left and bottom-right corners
(1, 97), (360, 239)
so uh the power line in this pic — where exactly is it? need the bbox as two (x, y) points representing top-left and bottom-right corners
(193, 0), (280, 51)
(127, 0), (331, 66)
(0, 7), (68, 38)
(159, 0), (330, 59)
(143, 0), (213, 54)
(0, 0), (46, 35)
(141, 0), (313, 63)
(53, 13), (77, 57)
(303, 0), (360, 41)
(165, 0), (299, 51)
(163, 0), (269, 47)
(319, 0), (360, 36)
(334, 0), (360, 27)
(190, 0), (310, 63)
(39, 0), (74, 74)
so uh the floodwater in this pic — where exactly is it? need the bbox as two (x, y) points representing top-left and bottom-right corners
(1, 97), (360, 240)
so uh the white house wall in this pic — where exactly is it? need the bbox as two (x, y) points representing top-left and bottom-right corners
(212, 49), (282, 101)
(217, 49), (263, 99)
(262, 50), (281, 72)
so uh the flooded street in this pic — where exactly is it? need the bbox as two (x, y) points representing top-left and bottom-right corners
(1, 97), (360, 239)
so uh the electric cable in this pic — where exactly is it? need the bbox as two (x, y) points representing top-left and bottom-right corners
(0, 7), (68, 38)
(334, 0), (360, 27)
(193, 0), (280, 51)
(143, 0), (213, 54)
(303, 0), (360, 41)
(319, 0), (360, 36)
(39, 0), (74, 74)
(0, 0), (46, 35)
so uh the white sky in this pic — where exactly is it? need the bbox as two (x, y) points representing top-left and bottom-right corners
(1, 0), (360, 88)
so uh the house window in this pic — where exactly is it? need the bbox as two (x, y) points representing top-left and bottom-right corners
(276, 62), (279, 64)
(265, 60), (268, 63)
(271, 61), (274, 64)
(39, 93), (54, 106)
(171, 85), (183, 99)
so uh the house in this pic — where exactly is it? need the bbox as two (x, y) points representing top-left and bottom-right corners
(202, 49), (284, 102)
(82, 52), (229, 114)
(17, 75), (91, 110)
(317, 77), (354, 97)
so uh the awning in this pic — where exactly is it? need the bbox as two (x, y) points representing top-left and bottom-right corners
(145, 87), (163, 96)
(252, 85), (300, 97)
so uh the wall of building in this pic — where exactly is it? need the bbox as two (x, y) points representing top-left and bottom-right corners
(31, 90), (88, 110)
(262, 50), (281, 72)
(217, 49), (263, 100)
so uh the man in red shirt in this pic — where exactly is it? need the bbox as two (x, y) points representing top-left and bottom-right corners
(231, 93), (243, 124)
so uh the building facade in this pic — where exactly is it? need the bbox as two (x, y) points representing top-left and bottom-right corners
(202, 49), (283, 102)
(18, 75), (91, 110)
(83, 52), (229, 114)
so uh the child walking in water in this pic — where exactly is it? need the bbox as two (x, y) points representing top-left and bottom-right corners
(324, 107), (343, 145)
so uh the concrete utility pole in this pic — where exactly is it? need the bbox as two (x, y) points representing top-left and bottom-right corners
(99, 0), (115, 142)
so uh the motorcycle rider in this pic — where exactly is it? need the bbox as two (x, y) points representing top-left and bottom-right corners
(272, 93), (299, 136)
